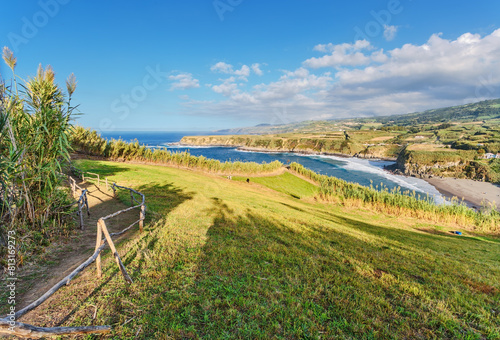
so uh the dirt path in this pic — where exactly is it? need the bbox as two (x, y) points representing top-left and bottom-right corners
(15, 177), (140, 318)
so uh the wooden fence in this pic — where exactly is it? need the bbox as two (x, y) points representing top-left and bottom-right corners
(68, 175), (90, 230)
(0, 170), (146, 338)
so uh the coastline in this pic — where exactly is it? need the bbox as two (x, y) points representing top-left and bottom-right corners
(424, 177), (500, 210)
(176, 143), (398, 161)
(177, 142), (500, 210)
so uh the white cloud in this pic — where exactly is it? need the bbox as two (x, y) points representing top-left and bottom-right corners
(327, 29), (500, 115)
(234, 65), (250, 80)
(183, 29), (500, 122)
(251, 63), (263, 76)
(211, 61), (264, 80)
(370, 49), (388, 63)
(383, 25), (398, 41)
(168, 73), (200, 90)
(304, 40), (373, 68)
(212, 77), (238, 96)
(312, 40), (371, 53)
(210, 62), (233, 74)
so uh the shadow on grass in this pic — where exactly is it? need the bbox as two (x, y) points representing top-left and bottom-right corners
(140, 198), (500, 339)
(50, 181), (194, 328)
(310, 207), (500, 260)
(72, 160), (131, 177)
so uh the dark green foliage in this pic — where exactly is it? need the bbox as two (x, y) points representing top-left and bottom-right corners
(1, 49), (77, 261)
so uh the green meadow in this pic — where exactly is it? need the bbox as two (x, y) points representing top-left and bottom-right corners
(60, 159), (500, 339)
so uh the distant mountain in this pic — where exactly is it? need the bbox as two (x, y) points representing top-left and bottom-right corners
(215, 98), (500, 135)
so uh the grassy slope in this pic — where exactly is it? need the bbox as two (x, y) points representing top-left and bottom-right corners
(62, 159), (499, 339)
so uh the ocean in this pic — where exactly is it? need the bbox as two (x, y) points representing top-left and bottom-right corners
(101, 131), (447, 204)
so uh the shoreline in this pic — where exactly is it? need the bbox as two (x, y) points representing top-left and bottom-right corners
(177, 142), (500, 210)
(176, 143), (398, 161)
(424, 177), (500, 210)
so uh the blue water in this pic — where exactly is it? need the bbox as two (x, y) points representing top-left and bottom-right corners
(101, 131), (447, 204)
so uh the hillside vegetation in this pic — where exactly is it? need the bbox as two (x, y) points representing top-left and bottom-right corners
(0, 48), (78, 263)
(42, 158), (500, 339)
(71, 126), (282, 175)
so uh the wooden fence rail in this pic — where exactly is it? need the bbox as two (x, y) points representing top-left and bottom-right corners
(0, 169), (146, 338)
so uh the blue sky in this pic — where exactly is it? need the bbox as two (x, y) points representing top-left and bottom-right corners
(1, 1), (500, 131)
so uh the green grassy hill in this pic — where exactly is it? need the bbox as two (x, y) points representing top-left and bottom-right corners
(367, 98), (500, 126)
(52, 159), (500, 339)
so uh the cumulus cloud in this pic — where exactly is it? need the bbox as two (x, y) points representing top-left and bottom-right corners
(383, 25), (398, 41)
(188, 67), (333, 122)
(210, 62), (233, 74)
(326, 29), (500, 115)
(168, 73), (200, 90)
(212, 77), (238, 96)
(211, 61), (263, 80)
(184, 29), (500, 122)
(234, 65), (250, 80)
(304, 40), (373, 68)
(251, 63), (263, 76)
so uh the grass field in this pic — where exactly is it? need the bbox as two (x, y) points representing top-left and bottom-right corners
(49, 159), (500, 338)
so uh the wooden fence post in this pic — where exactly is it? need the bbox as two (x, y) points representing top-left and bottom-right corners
(99, 219), (133, 284)
(95, 222), (102, 278)
(84, 191), (90, 217)
(130, 191), (134, 206)
(78, 200), (84, 230)
(139, 204), (145, 233)
(97, 174), (100, 186)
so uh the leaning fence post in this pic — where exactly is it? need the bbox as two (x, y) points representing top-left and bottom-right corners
(105, 178), (109, 192)
(112, 184), (116, 198)
(95, 222), (103, 278)
(99, 219), (133, 284)
(139, 204), (145, 233)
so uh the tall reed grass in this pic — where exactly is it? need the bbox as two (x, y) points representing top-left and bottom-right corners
(70, 126), (283, 175)
(1, 47), (77, 260)
(289, 162), (499, 232)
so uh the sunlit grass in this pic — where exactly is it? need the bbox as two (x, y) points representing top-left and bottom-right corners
(289, 162), (500, 233)
(56, 159), (500, 339)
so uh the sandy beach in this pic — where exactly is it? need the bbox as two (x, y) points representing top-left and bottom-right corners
(425, 177), (500, 210)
